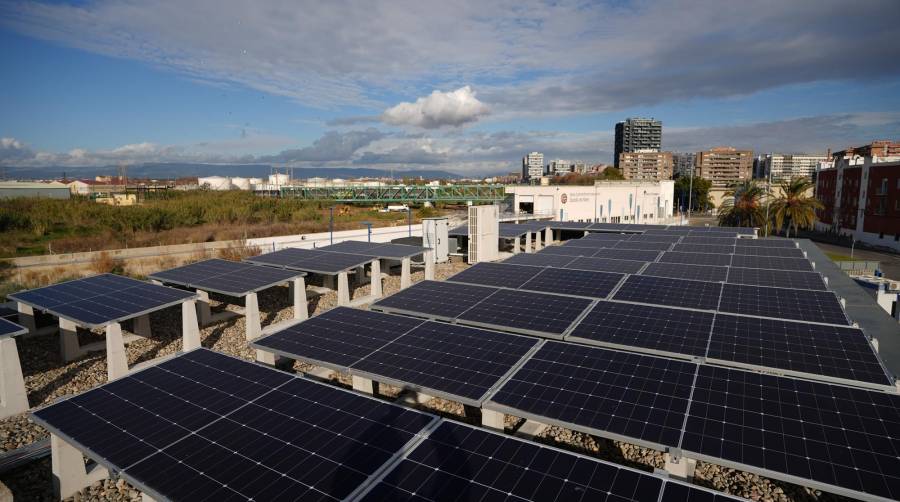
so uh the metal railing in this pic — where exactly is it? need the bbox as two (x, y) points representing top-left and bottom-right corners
(255, 184), (506, 203)
(834, 260), (880, 276)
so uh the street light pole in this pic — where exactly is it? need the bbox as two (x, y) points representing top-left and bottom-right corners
(329, 206), (335, 245)
(764, 167), (772, 237)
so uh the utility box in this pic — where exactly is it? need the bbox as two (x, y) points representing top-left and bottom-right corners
(468, 205), (499, 264)
(422, 217), (449, 263)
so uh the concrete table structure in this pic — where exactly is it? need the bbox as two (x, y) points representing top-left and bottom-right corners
(319, 240), (434, 290)
(8, 274), (199, 381)
(148, 258), (308, 345)
(0, 318), (28, 419)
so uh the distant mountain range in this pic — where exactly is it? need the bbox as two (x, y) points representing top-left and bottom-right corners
(1, 163), (465, 180)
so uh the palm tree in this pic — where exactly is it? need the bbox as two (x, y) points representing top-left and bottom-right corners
(770, 176), (823, 238)
(717, 180), (768, 228)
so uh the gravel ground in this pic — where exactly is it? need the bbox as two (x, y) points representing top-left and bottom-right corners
(0, 258), (852, 501)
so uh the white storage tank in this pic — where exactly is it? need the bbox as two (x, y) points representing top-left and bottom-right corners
(231, 177), (251, 190)
(199, 176), (232, 190)
(268, 173), (289, 185)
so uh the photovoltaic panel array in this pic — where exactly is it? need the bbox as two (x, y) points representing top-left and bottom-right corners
(565, 256), (647, 274)
(733, 246), (805, 258)
(660, 251), (733, 267)
(537, 245), (595, 257)
(448, 225), (468, 237)
(718, 284), (849, 325)
(730, 255), (813, 271)
(498, 225), (534, 238)
(563, 238), (623, 248)
(8, 274), (197, 328)
(318, 241), (428, 259)
(736, 238), (798, 248)
(567, 301), (714, 358)
(593, 248), (662, 261)
(726, 267), (827, 291)
(0, 318), (27, 338)
(581, 232), (631, 242)
(521, 267), (624, 299)
(318, 240), (384, 254)
(32, 349), (436, 501)
(682, 365), (900, 501)
(487, 341), (697, 448)
(613, 240), (674, 252)
(244, 247), (326, 268)
(371, 280), (496, 320)
(446, 262), (541, 289)
(671, 243), (736, 254)
(613, 275), (723, 310)
(457, 288), (593, 338)
(681, 236), (742, 245)
(361, 421), (740, 502)
(642, 262), (728, 283)
(503, 252), (578, 268)
(707, 314), (892, 387)
(149, 258), (303, 296)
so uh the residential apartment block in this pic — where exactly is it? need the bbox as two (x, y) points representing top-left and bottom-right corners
(614, 118), (662, 168)
(695, 147), (753, 187)
(522, 152), (545, 180)
(619, 151), (674, 181)
(757, 154), (827, 181)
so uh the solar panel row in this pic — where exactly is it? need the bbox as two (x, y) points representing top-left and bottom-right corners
(149, 258), (303, 297)
(447, 262), (625, 300)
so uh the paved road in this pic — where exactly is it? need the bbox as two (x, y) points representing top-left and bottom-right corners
(812, 241), (900, 280)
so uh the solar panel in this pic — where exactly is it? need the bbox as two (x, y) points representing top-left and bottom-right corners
(592, 248), (661, 261)
(726, 267), (827, 291)
(446, 262), (542, 289)
(487, 341), (697, 448)
(0, 318), (27, 338)
(659, 251), (733, 267)
(521, 267), (624, 299)
(537, 245), (595, 256)
(352, 322), (539, 405)
(733, 246), (805, 258)
(457, 288), (593, 338)
(0, 306), (18, 321)
(502, 253), (576, 268)
(371, 280), (497, 320)
(498, 225), (532, 238)
(550, 221), (594, 230)
(369, 243), (428, 259)
(449, 225), (468, 237)
(581, 232), (630, 241)
(567, 301), (714, 358)
(288, 251), (377, 274)
(149, 258), (302, 296)
(252, 307), (424, 370)
(689, 230), (743, 238)
(565, 256), (647, 274)
(642, 262), (728, 282)
(564, 238), (622, 248)
(729, 254), (814, 271)
(361, 421), (668, 502)
(682, 365), (900, 502)
(648, 228), (693, 235)
(8, 274), (197, 328)
(671, 243), (736, 254)
(718, 284), (850, 325)
(735, 238), (797, 248)
(32, 349), (436, 502)
(613, 275), (723, 310)
(245, 247), (326, 268)
(317, 240), (383, 254)
(626, 234), (683, 243)
(613, 240), (674, 251)
(707, 314), (892, 387)
(680, 236), (740, 245)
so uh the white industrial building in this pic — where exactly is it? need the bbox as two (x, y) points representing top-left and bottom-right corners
(506, 180), (675, 223)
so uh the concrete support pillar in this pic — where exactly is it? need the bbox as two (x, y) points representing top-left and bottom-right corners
(255, 349), (277, 365)
(424, 251), (435, 281)
(181, 300), (201, 351)
(59, 318), (81, 363)
(337, 272), (351, 306)
(663, 453), (697, 481)
(291, 277), (308, 321)
(15, 303), (35, 335)
(141, 494), (158, 502)
(400, 257), (412, 289)
(351, 375), (375, 394)
(481, 409), (504, 430)
(195, 290), (212, 326)
(132, 315), (151, 338)
(545, 227), (552, 244)
(105, 323), (128, 380)
(0, 337), (28, 419)
(512, 237), (520, 254)
(244, 292), (261, 341)
(51, 434), (108, 500)
(525, 232), (532, 253)
(534, 231), (542, 250)
(371, 260), (383, 298)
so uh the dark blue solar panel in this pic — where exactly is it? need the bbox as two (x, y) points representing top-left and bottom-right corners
(733, 246), (805, 258)
(613, 241), (674, 251)
(642, 262), (728, 282)
(613, 275), (722, 310)
(150, 258), (301, 296)
(565, 256), (647, 274)
(369, 243), (428, 259)
(550, 221), (594, 230)
(730, 254), (814, 271)
(290, 251), (376, 273)
(682, 366), (900, 501)
(498, 225), (533, 238)
(371, 280), (496, 320)
(735, 238), (797, 248)
(563, 238), (622, 248)
(567, 301), (714, 358)
(581, 232), (630, 241)
(627, 234), (683, 243)
(503, 253), (576, 268)
(659, 251), (733, 267)
(0, 318), (26, 338)
(362, 421), (668, 502)
(245, 247), (326, 268)
(718, 284), (849, 325)
(447, 262), (542, 288)
(488, 341), (697, 448)
(32, 349), (435, 502)
(707, 314), (891, 386)
(537, 245), (594, 256)
(352, 322), (539, 404)
(661, 483), (745, 502)
(671, 243), (736, 254)
(592, 248), (661, 261)
(252, 307), (424, 370)
(726, 267), (826, 291)
(317, 240), (383, 254)
(448, 225), (468, 237)
(457, 289), (592, 337)
(680, 236), (739, 245)
(521, 267), (624, 299)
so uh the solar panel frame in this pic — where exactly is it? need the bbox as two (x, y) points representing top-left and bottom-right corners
(446, 262), (543, 289)
(520, 267), (625, 299)
(626, 234), (684, 243)
(448, 225), (468, 237)
(0, 318), (27, 338)
(681, 365), (900, 502)
(641, 262), (729, 283)
(564, 256), (648, 274)
(706, 314), (893, 389)
(718, 283), (850, 325)
(733, 246), (806, 258)
(456, 288), (594, 338)
(592, 248), (662, 261)
(8, 274), (198, 328)
(580, 232), (631, 241)
(680, 236), (740, 245)
(368, 243), (429, 259)
(371, 280), (498, 321)
(563, 237), (623, 248)
(537, 245), (595, 257)
(502, 253), (577, 268)
(485, 341), (699, 450)
(317, 240), (384, 254)
(730, 254), (814, 271)
(613, 240), (674, 251)
(726, 267), (827, 291)
(659, 251), (733, 267)
(549, 221), (595, 230)
(613, 275), (723, 311)
(670, 243), (736, 255)
(498, 225), (532, 238)
(244, 247), (327, 268)
(735, 238), (798, 248)
(148, 258), (304, 297)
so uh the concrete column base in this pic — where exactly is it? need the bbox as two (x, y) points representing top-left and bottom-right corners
(106, 323), (129, 380)
(0, 337), (28, 419)
(481, 409), (504, 430)
(515, 420), (548, 439)
(663, 452), (697, 481)
(244, 292), (261, 341)
(141, 494), (158, 502)
(337, 272), (351, 306)
(132, 315), (151, 338)
(51, 434), (108, 500)
(59, 318), (82, 363)
(512, 238), (520, 254)
(291, 277), (308, 320)
(400, 257), (412, 289)
(371, 260), (383, 298)
(544, 227), (552, 244)
(181, 300), (201, 351)
(424, 251), (435, 281)
(196, 290), (212, 326)
(351, 375), (376, 394)
(535, 231), (543, 250)
(525, 232), (532, 253)
(255, 349), (278, 366)
(16, 303), (35, 335)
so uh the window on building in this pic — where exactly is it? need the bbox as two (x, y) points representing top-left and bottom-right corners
(882, 178), (889, 194)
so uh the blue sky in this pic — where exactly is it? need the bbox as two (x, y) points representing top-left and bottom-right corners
(1, 0), (899, 175)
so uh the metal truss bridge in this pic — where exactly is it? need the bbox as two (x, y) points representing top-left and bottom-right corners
(256, 184), (507, 203)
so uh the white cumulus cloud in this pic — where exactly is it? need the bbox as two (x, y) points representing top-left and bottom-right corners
(382, 86), (490, 129)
